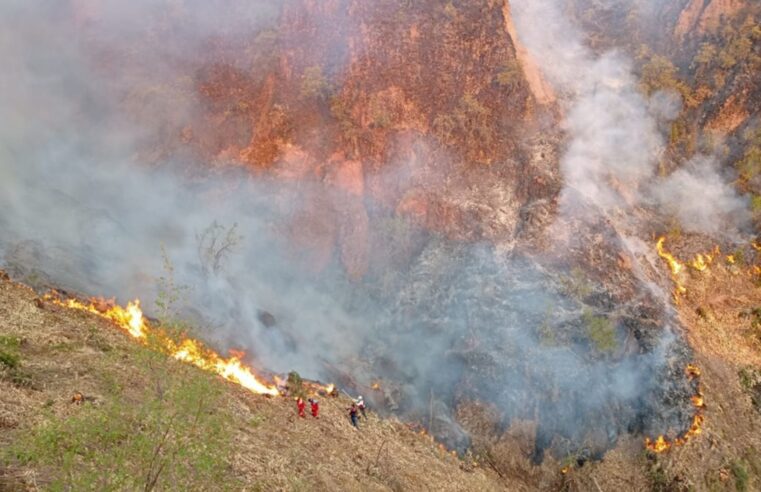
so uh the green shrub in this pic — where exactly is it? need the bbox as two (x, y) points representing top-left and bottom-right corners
(731, 460), (750, 492)
(300, 65), (331, 100)
(0, 335), (21, 349)
(582, 308), (617, 354)
(7, 359), (239, 491)
(287, 370), (305, 398)
(560, 267), (592, 300)
(495, 60), (524, 89)
(0, 349), (19, 369)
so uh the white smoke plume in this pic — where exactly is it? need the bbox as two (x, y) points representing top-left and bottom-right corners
(651, 155), (750, 237)
(511, 0), (750, 238)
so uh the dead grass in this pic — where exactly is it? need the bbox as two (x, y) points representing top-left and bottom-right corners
(2, 255), (760, 491)
(0, 275), (503, 491)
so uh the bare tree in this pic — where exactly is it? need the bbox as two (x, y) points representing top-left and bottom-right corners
(196, 221), (243, 277)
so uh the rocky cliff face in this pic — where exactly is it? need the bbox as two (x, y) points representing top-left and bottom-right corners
(181, 0), (562, 278)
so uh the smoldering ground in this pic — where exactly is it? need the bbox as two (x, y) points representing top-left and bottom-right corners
(0, 0), (715, 458)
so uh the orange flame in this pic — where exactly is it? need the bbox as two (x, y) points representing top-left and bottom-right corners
(656, 237), (684, 275)
(685, 364), (700, 378)
(645, 364), (705, 453)
(691, 254), (709, 272)
(45, 293), (279, 396)
(645, 435), (670, 453)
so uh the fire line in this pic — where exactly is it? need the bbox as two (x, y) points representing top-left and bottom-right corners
(644, 364), (705, 453)
(44, 292), (281, 396)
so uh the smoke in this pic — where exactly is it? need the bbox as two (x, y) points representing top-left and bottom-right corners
(651, 156), (750, 237)
(511, 0), (750, 237)
(0, 0), (702, 459)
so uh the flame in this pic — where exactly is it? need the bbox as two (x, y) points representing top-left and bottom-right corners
(689, 246), (720, 272)
(691, 254), (709, 272)
(645, 363), (705, 453)
(656, 237), (684, 275)
(645, 435), (670, 453)
(655, 239), (729, 300)
(45, 293), (279, 396)
(685, 364), (701, 378)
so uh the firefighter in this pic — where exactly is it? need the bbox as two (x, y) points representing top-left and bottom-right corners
(296, 397), (306, 418)
(309, 398), (320, 418)
(357, 396), (367, 420)
(348, 403), (359, 428)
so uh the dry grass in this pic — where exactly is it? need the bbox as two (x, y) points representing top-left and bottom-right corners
(2, 255), (761, 491)
(0, 275), (503, 491)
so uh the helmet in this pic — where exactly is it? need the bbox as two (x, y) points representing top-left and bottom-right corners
(358, 396), (363, 400)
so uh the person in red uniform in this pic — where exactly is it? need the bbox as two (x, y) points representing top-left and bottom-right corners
(296, 397), (306, 418)
(308, 398), (320, 418)
(348, 403), (359, 428)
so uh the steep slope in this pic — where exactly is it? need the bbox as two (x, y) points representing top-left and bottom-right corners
(0, 273), (508, 491)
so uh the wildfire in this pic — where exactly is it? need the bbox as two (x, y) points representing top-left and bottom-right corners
(44, 293), (279, 396)
(644, 435), (670, 453)
(685, 364), (701, 378)
(644, 364), (705, 453)
(656, 237), (684, 276)
(655, 238), (730, 300)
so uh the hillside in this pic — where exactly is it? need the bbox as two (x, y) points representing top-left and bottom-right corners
(2, 0), (761, 491)
(0, 273), (506, 491)
(2, 240), (761, 491)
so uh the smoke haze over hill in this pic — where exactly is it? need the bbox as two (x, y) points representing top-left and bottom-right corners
(0, 0), (737, 458)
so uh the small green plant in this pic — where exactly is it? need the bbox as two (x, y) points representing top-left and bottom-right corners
(0, 335), (21, 349)
(300, 65), (331, 100)
(560, 267), (592, 300)
(495, 60), (524, 89)
(0, 335), (21, 370)
(739, 367), (759, 390)
(7, 354), (239, 491)
(0, 349), (19, 369)
(647, 464), (671, 491)
(155, 244), (190, 322)
(250, 414), (266, 429)
(582, 308), (617, 354)
(730, 460), (750, 491)
(287, 371), (305, 398)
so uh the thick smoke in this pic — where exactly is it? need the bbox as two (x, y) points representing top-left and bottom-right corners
(0, 0), (702, 458)
(511, 0), (749, 237)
